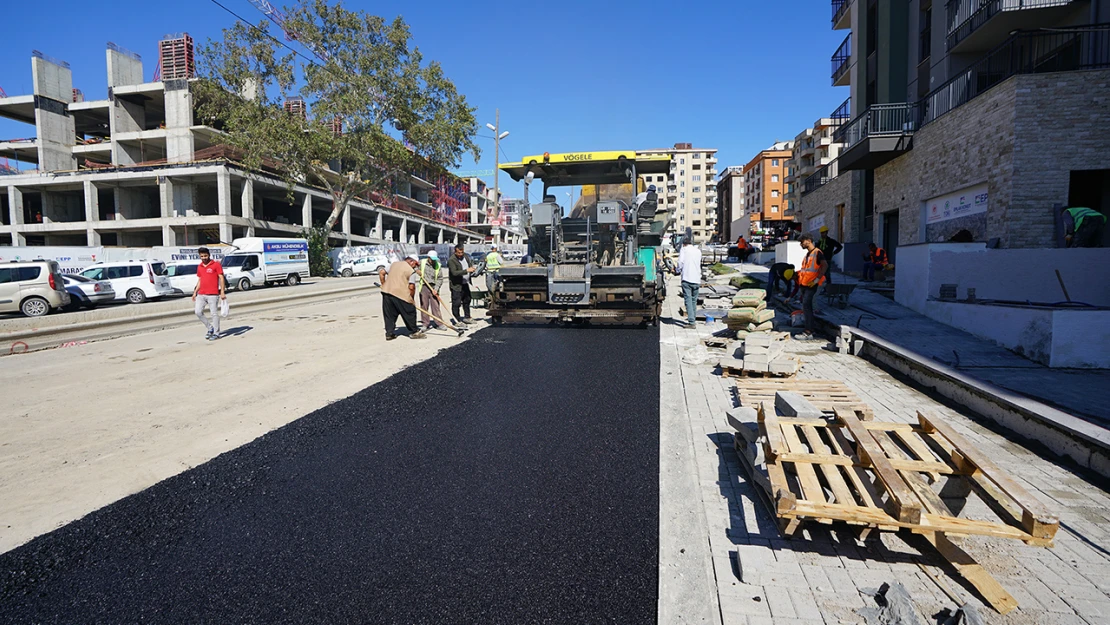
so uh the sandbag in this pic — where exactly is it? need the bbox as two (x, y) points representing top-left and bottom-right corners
(727, 307), (757, 322)
(752, 320), (773, 332)
(753, 308), (775, 323)
(731, 294), (766, 309)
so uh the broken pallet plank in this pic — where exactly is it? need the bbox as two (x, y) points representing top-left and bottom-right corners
(923, 531), (1019, 615)
(837, 408), (922, 524)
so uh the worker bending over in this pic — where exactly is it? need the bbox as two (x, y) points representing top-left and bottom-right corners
(766, 262), (798, 301)
(378, 256), (427, 341)
(1063, 206), (1106, 248)
(861, 242), (888, 282)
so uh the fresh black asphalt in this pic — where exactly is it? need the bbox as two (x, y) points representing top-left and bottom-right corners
(0, 326), (660, 624)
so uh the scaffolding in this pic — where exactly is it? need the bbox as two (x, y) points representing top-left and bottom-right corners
(284, 96), (308, 120)
(72, 88), (83, 102)
(156, 33), (195, 81)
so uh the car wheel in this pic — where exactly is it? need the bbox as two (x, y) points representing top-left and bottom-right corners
(238, 278), (252, 291)
(64, 297), (83, 312)
(21, 297), (50, 317)
(127, 288), (147, 304)
(286, 274), (300, 286)
(341, 268), (353, 278)
(375, 266), (385, 273)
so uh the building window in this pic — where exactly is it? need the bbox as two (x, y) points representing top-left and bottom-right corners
(771, 159), (779, 167)
(693, 164), (701, 170)
(680, 192), (685, 198)
(693, 153), (701, 158)
(680, 158), (685, 164)
(679, 170), (685, 176)
(693, 209), (701, 215)
(771, 190), (779, 198)
(771, 175), (779, 183)
(693, 186), (700, 192)
(693, 175), (701, 181)
(680, 180), (685, 187)
(771, 205), (779, 213)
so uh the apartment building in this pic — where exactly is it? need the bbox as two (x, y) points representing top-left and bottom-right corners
(715, 166), (746, 241)
(637, 143), (719, 243)
(742, 142), (793, 238)
(0, 37), (482, 249)
(786, 103), (849, 220)
(813, 0), (1110, 260)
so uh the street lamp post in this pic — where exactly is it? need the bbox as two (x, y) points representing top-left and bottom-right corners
(485, 109), (509, 243)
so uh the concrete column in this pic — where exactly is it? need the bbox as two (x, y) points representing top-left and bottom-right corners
(241, 178), (254, 220)
(162, 224), (177, 246)
(400, 219), (408, 244)
(86, 228), (101, 246)
(107, 46), (144, 88)
(374, 212), (383, 239)
(219, 223), (233, 243)
(8, 186), (24, 227)
(302, 194), (312, 229)
(159, 178), (174, 218)
(32, 56), (77, 172)
(437, 228), (444, 244)
(83, 180), (98, 223)
(217, 168), (232, 217)
(418, 223), (426, 244)
(164, 79), (195, 163)
(342, 206), (352, 240)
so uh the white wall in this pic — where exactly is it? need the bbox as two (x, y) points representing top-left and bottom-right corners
(1050, 310), (1110, 368)
(775, 241), (805, 268)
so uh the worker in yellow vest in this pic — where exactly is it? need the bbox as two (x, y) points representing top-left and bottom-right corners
(484, 245), (505, 293)
(795, 234), (828, 342)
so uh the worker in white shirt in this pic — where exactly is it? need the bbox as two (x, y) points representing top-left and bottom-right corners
(675, 228), (702, 326)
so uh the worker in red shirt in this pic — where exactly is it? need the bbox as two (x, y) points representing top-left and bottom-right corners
(192, 246), (226, 341)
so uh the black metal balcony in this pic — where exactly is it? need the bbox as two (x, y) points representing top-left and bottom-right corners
(832, 0), (852, 29)
(831, 98), (851, 123)
(831, 34), (852, 86)
(947, 0), (1077, 53)
(835, 103), (919, 171)
(802, 164), (832, 195)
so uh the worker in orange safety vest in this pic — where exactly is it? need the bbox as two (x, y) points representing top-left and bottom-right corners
(795, 234), (828, 341)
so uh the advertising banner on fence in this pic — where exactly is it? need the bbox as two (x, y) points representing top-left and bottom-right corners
(925, 183), (988, 225)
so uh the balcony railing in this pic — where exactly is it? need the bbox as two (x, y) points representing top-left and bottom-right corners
(834, 102), (920, 149)
(832, 0), (851, 27)
(831, 33), (852, 85)
(923, 23), (1110, 125)
(802, 159), (839, 195)
(947, 0), (1075, 51)
(831, 98), (851, 123)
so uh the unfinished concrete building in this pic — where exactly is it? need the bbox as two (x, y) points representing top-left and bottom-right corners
(0, 37), (482, 248)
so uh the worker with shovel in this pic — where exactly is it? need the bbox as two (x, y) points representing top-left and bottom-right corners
(418, 251), (445, 331)
(377, 255), (427, 341)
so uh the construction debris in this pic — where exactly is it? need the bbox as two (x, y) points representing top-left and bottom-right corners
(724, 379), (1060, 614)
(719, 332), (799, 377)
(859, 582), (924, 625)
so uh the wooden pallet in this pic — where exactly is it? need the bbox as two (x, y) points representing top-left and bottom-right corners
(735, 378), (874, 419)
(751, 403), (1058, 614)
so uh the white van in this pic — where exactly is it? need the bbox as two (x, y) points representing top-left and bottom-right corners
(79, 260), (174, 304)
(222, 237), (310, 291)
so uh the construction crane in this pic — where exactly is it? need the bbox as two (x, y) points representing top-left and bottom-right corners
(248, 0), (329, 62)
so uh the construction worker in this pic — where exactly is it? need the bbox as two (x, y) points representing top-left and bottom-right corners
(417, 250), (443, 330)
(377, 255), (426, 341)
(815, 226), (842, 284)
(485, 245), (505, 293)
(676, 228), (702, 327)
(735, 235), (752, 262)
(861, 242), (888, 282)
(796, 234), (828, 341)
(766, 262), (798, 300)
(1063, 206), (1106, 248)
(448, 244), (476, 325)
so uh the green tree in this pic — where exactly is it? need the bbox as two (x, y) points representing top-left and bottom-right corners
(300, 225), (334, 277)
(196, 0), (480, 233)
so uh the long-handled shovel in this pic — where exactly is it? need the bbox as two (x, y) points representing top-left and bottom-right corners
(415, 303), (465, 337)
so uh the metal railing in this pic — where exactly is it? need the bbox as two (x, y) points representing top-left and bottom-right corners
(832, 0), (851, 26)
(923, 24), (1110, 125)
(831, 98), (851, 123)
(801, 159), (840, 195)
(834, 103), (920, 149)
(947, 0), (1075, 50)
(831, 33), (852, 85)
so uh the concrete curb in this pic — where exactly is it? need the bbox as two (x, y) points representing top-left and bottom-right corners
(3, 283), (378, 356)
(834, 323), (1110, 477)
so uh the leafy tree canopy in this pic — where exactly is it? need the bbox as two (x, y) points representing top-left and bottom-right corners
(196, 0), (480, 231)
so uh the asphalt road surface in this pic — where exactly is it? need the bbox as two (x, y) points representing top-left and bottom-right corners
(0, 326), (660, 624)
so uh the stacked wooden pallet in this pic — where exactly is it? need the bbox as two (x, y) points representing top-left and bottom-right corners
(726, 378), (1059, 614)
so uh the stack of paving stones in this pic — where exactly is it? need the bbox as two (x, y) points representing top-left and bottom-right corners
(724, 288), (776, 338)
(727, 391), (824, 503)
(718, 332), (799, 376)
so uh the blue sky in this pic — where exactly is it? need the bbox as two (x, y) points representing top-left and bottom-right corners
(0, 0), (848, 200)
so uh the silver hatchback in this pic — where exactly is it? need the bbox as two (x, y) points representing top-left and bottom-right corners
(0, 260), (71, 317)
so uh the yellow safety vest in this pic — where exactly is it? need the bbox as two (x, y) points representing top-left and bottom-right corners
(485, 252), (502, 271)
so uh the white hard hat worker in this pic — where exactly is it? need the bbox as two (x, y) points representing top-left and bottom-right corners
(405, 254), (419, 264)
(491, 245), (498, 250)
(427, 250), (439, 260)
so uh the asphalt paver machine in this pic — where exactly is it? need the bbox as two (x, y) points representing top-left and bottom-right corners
(492, 150), (674, 325)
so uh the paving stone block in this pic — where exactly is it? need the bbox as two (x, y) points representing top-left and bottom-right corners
(763, 585), (797, 618)
(727, 407), (760, 443)
(769, 357), (799, 375)
(775, 391), (823, 418)
(742, 360), (769, 373)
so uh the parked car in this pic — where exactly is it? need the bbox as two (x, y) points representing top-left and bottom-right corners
(0, 260), (71, 317)
(79, 260), (174, 304)
(338, 254), (390, 278)
(163, 261), (200, 295)
(502, 249), (524, 262)
(61, 274), (115, 311)
(469, 252), (486, 265)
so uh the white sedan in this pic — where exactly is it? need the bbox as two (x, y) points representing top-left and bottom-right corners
(338, 255), (391, 278)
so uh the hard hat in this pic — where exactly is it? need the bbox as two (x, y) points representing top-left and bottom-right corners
(819, 226), (829, 233)
(406, 254), (419, 262)
(427, 250), (438, 260)
(491, 244), (498, 249)
(783, 268), (794, 280)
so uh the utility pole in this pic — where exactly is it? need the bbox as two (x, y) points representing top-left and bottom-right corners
(485, 109), (509, 242)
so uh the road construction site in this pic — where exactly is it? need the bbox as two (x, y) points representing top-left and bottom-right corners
(1, 264), (1109, 624)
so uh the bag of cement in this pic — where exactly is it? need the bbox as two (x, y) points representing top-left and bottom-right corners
(753, 308), (775, 324)
(727, 307), (757, 322)
(732, 289), (766, 308)
(752, 320), (773, 332)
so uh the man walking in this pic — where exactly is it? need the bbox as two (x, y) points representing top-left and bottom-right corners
(192, 246), (225, 341)
(796, 234), (828, 341)
(448, 244), (476, 324)
(418, 250), (444, 330)
(815, 226), (842, 284)
(676, 228), (702, 327)
(1064, 206), (1106, 248)
(484, 245), (505, 293)
(378, 255), (427, 341)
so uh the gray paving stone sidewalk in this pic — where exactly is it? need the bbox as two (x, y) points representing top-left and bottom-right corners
(736, 262), (1109, 424)
(660, 276), (1110, 625)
